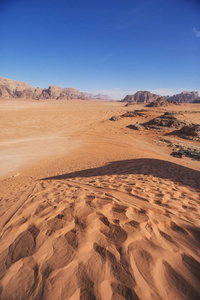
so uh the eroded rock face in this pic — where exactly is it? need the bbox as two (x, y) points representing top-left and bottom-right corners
(122, 91), (159, 103)
(121, 90), (199, 104)
(0, 77), (35, 99)
(167, 91), (199, 103)
(0, 77), (112, 100)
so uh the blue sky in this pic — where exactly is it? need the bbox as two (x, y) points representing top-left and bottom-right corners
(0, 0), (200, 99)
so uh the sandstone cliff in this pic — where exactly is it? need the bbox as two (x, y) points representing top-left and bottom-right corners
(0, 77), (112, 100)
(122, 91), (159, 103)
(0, 77), (35, 98)
(167, 91), (199, 103)
(122, 90), (199, 104)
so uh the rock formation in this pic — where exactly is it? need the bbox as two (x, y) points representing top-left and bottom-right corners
(121, 110), (147, 117)
(146, 97), (179, 107)
(122, 91), (159, 103)
(0, 77), (112, 100)
(180, 124), (200, 138)
(167, 91), (199, 103)
(193, 97), (200, 103)
(0, 77), (35, 99)
(110, 115), (119, 121)
(146, 97), (169, 107)
(127, 123), (143, 130)
(143, 112), (185, 129)
(122, 90), (199, 104)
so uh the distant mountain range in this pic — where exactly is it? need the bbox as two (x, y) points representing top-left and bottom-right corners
(0, 77), (199, 103)
(0, 77), (112, 101)
(121, 90), (199, 104)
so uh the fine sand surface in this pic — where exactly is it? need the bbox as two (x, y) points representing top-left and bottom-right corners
(0, 99), (200, 300)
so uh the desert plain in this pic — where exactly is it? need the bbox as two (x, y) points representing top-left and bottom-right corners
(0, 99), (200, 300)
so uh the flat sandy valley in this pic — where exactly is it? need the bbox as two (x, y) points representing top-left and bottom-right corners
(0, 99), (200, 300)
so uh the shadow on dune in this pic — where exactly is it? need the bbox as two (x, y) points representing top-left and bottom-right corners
(42, 158), (200, 190)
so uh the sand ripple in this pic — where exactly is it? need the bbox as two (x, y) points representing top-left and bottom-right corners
(0, 167), (200, 299)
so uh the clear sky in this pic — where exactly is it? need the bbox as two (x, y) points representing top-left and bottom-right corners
(0, 0), (200, 99)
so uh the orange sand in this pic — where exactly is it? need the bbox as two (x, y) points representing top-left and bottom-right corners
(0, 99), (200, 299)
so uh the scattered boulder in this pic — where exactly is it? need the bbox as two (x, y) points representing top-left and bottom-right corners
(155, 137), (200, 160)
(170, 151), (184, 158)
(127, 123), (143, 130)
(110, 115), (119, 121)
(125, 102), (136, 107)
(170, 149), (200, 160)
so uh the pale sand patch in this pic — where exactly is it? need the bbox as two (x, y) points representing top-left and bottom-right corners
(0, 136), (80, 178)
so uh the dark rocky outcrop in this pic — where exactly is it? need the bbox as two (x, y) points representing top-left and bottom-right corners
(127, 123), (143, 130)
(110, 116), (119, 121)
(143, 112), (185, 129)
(146, 97), (168, 107)
(170, 148), (200, 160)
(180, 124), (200, 138)
(121, 110), (147, 117)
(109, 110), (147, 122)
(146, 97), (179, 107)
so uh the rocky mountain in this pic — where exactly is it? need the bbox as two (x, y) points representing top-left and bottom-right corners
(146, 97), (169, 107)
(84, 93), (112, 100)
(192, 97), (200, 103)
(122, 91), (159, 103)
(0, 77), (35, 99)
(93, 94), (112, 100)
(122, 90), (199, 104)
(35, 85), (88, 100)
(0, 77), (112, 100)
(146, 97), (179, 107)
(167, 91), (199, 103)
